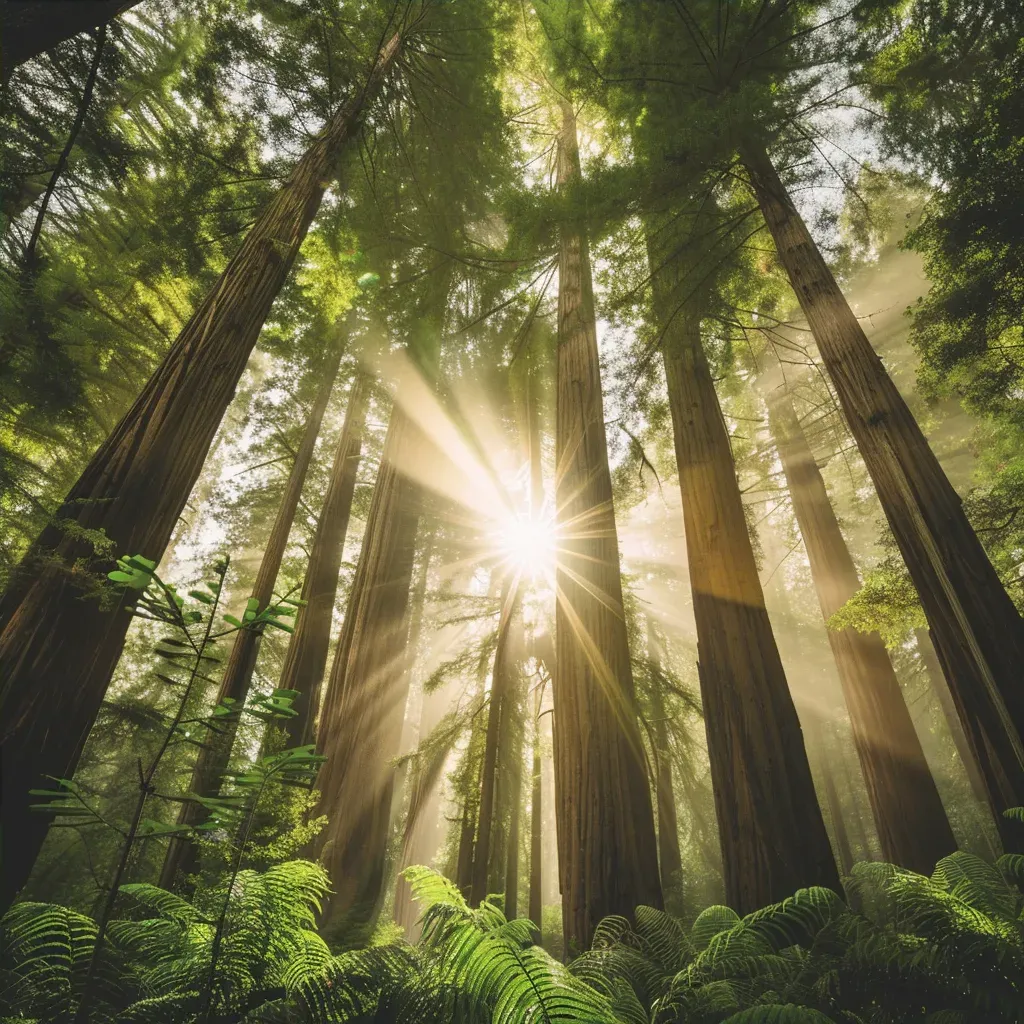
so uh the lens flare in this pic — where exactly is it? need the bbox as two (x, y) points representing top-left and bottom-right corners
(494, 512), (555, 577)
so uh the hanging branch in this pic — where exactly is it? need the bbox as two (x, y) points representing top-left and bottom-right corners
(23, 25), (107, 268)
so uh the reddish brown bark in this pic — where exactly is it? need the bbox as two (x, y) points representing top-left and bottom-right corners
(504, 721), (522, 920)
(0, 34), (401, 914)
(657, 291), (839, 911)
(281, 371), (371, 749)
(767, 385), (956, 873)
(552, 98), (662, 953)
(311, 401), (425, 932)
(743, 143), (1024, 842)
(159, 336), (344, 890)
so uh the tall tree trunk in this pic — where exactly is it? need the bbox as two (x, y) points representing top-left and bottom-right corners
(311, 400), (425, 933)
(913, 628), (991, 810)
(647, 620), (684, 915)
(159, 335), (344, 890)
(655, 288), (839, 910)
(766, 383), (956, 873)
(743, 142), (1024, 842)
(456, 792), (477, 900)
(0, 34), (401, 914)
(552, 97), (662, 953)
(470, 577), (517, 907)
(528, 692), (543, 934)
(504, 717), (523, 920)
(804, 715), (855, 875)
(281, 370), (371, 749)
(391, 532), (443, 935)
(1, 0), (137, 79)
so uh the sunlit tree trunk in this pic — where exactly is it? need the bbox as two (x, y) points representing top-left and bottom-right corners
(647, 621), (684, 914)
(1, 0), (136, 79)
(311, 399), (425, 933)
(552, 97), (662, 952)
(470, 577), (517, 907)
(0, 34), (401, 913)
(281, 371), (371, 749)
(159, 337), (344, 889)
(655, 280), (839, 910)
(743, 142), (1024, 840)
(767, 384), (956, 873)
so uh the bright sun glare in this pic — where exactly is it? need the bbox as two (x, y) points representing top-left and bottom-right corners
(495, 513), (556, 577)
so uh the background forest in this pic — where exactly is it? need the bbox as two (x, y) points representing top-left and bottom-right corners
(2, 0), (1024, 1021)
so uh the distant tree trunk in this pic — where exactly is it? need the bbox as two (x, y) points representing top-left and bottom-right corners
(1, 0), (137, 79)
(647, 621), (684, 915)
(552, 97), (662, 953)
(281, 370), (371, 749)
(391, 532), (442, 935)
(766, 384), (956, 873)
(159, 335), (344, 890)
(311, 400), (425, 933)
(0, 34), (401, 914)
(913, 628), (990, 809)
(504, 720), (523, 920)
(804, 715), (855, 875)
(528, 694), (543, 934)
(470, 577), (517, 907)
(653, 278), (839, 909)
(456, 794), (477, 900)
(743, 142), (1024, 840)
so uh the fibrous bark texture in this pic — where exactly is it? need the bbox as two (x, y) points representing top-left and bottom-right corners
(0, 34), (401, 913)
(658, 293), (839, 912)
(552, 98), (662, 953)
(312, 401), (424, 933)
(160, 336), (345, 890)
(767, 384), (956, 874)
(744, 143), (1024, 844)
(281, 371), (371, 749)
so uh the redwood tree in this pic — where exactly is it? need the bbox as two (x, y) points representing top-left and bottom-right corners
(281, 370), (372, 749)
(649, 224), (840, 911)
(160, 332), (345, 890)
(552, 97), (663, 952)
(767, 381), (956, 873)
(743, 142), (1024, 840)
(0, 30), (402, 913)
(311, 399), (426, 932)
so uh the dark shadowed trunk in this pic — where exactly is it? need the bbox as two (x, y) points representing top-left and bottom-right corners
(456, 794), (477, 900)
(647, 621), (684, 914)
(528, 692), (543, 934)
(743, 142), (1024, 843)
(1, 0), (137, 79)
(311, 400), (425, 933)
(504, 720), (522, 920)
(281, 371), (371, 749)
(159, 336), (344, 890)
(767, 383), (956, 873)
(654, 274), (839, 910)
(0, 33), (401, 913)
(552, 97), (662, 953)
